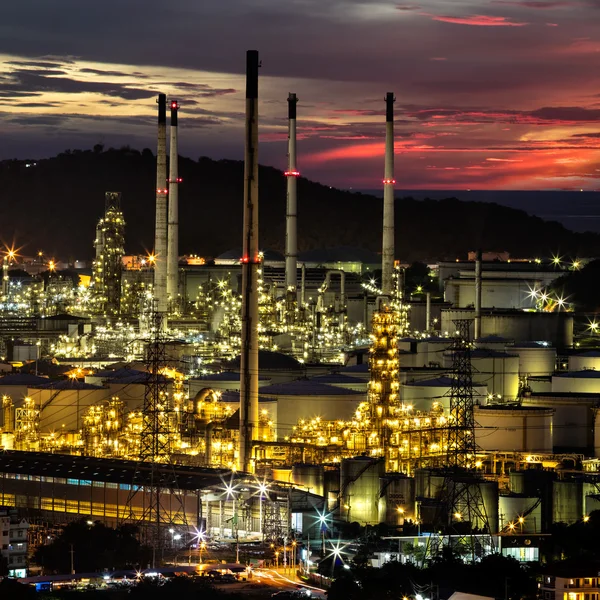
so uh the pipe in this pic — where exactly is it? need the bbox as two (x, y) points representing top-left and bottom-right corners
(300, 263), (306, 307)
(167, 99), (180, 304)
(426, 291), (431, 332)
(239, 50), (260, 474)
(285, 93), (299, 294)
(154, 93), (168, 314)
(381, 92), (395, 298)
(474, 249), (482, 339)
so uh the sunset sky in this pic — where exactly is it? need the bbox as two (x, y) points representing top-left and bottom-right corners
(1, 0), (600, 189)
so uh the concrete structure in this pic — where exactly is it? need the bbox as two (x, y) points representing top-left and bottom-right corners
(239, 50), (260, 472)
(381, 92), (395, 298)
(0, 508), (29, 577)
(167, 99), (180, 303)
(154, 93), (168, 314)
(285, 93), (299, 294)
(469, 349), (520, 400)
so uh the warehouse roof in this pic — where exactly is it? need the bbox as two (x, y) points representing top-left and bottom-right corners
(226, 350), (303, 371)
(36, 379), (105, 390)
(310, 373), (367, 385)
(95, 367), (147, 379)
(259, 379), (363, 396)
(0, 450), (236, 490)
(219, 390), (274, 404)
(340, 363), (369, 373)
(0, 373), (49, 386)
(192, 371), (270, 381)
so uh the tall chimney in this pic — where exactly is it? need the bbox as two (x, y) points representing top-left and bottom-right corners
(2, 257), (8, 298)
(167, 99), (180, 304)
(474, 249), (482, 339)
(381, 92), (396, 298)
(285, 93), (299, 294)
(426, 291), (431, 332)
(154, 93), (168, 314)
(239, 50), (260, 473)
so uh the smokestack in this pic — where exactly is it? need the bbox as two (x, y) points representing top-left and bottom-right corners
(239, 50), (260, 473)
(167, 99), (180, 304)
(474, 249), (482, 339)
(381, 92), (396, 298)
(285, 93), (299, 294)
(154, 93), (168, 314)
(2, 257), (8, 298)
(426, 291), (431, 332)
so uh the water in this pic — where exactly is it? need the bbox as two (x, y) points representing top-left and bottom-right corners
(358, 190), (600, 234)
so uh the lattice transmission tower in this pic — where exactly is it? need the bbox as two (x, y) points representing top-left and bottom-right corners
(433, 319), (495, 561)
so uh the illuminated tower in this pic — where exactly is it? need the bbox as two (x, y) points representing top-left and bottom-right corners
(285, 93), (299, 303)
(368, 306), (400, 470)
(92, 192), (125, 315)
(167, 99), (181, 306)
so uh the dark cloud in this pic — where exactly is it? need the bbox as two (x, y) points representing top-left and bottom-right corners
(79, 67), (138, 77)
(0, 68), (157, 100)
(6, 60), (68, 68)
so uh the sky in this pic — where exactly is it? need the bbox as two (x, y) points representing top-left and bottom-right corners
(1, 0), (600, 190)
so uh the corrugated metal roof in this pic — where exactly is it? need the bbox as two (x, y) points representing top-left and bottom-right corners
(259, 379), (363, 396)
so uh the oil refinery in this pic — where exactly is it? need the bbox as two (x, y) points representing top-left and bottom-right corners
(1, 50), (600, 569)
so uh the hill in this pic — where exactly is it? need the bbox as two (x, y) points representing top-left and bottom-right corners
(1, 146), (599, 262)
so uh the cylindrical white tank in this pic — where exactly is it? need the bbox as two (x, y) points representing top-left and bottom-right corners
(424, 338), (451, 368)
(272, 467), (293, 483)
(340, 457), (384, 525)
(552, 371), (600, 394)
(471, 350), (520, 400)
(595, 409), (600, 458)
(553, 480), (583, 524)
(511, 343), (557, 377)
(414, 468), (445, 500)
(402, 376), (487, 411)
(499, 495), (542, 533)
(569, 351), (600, 372)
(474, 406), (553, 453)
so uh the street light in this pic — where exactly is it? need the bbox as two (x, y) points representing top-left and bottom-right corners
(518, 516), (524, 533)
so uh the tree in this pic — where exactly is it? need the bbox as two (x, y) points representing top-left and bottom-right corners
(33, 519), (151, 574)
(0, 578), (36, 600)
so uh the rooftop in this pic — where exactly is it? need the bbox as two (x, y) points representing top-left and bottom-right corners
(259, 379), (363, 396)
(226, 350), (303, 372)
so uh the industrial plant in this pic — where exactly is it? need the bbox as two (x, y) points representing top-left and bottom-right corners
(2, 50), (600, 576)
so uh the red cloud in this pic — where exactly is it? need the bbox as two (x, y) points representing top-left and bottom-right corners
(422, 13), (528, 26)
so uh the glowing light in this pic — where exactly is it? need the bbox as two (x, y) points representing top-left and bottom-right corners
(383, 178), (396, 184)
(285, 170), (300, 177)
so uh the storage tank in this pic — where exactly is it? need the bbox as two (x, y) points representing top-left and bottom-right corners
(424, 337), (451, 368)
(479, 480), (499, 534)
(569, 351), (600, 372)
(552, 371), (600, 394)
(585, 494), (600, 515)
(292, 464), (325, 497)
(340, 457), (384, 524)
(511, 343), (557, 377)
(471, 350), (520, 401)
(474, 406), (553, 453)
(378, 476), (415, 525)
(402, 376), (487, 411)
(553, 480), (583, 524)
(499, 495), (542, 533)
(509, 469), (554, 531)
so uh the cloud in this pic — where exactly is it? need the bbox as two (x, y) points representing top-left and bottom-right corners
(79, 67), (140, 77)
(0, 68), (157, 100)
(422, 13), (529, 26)
(493, 1), (571, 7)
